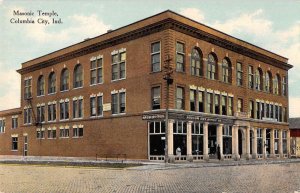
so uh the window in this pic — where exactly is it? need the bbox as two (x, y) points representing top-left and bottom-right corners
(249, 100), (254, 118)
(275, 105), (279, 121)
(73, 126), (83, 138)
(282, 76), (287, 96)
(36, 128), (45, 139)
(73, 98), (83, 119)
(60, 101), (69, 120)
(12, 137), (18, 150)
(256, 102), (260, 119)
(37, 105), (45, 123)
(248, 66), (254, 89)
(74, 64), (83, 88)
(207, 54), (217, 80)
(90, 95), (103, 116)
(151, 42), (160, 72)
(176, 42), (185, 72)
(214, 94), (220, 114)
(112, 52), (126, 80)
(191, 48), (202, 76)
(60, 68), (69, 91)
(283, 130), (287, 154)
(24, 108), (32, 124)
(236, 63), (243, 86)
(152, 87), (161, 110)
(60, 127), (69, 138)
(257, 128), (263, 154)
(48, 72), (56, 94)
(90, 58), (103, 85)
(222, 58), (231, 83)
(266, 103), (270, 118)
(48, 103), (56, 122)
(279, 106), (282, 122)
(12, 117), (18, 129)
(228, 97), (233, 116)
(37, 75), (45, 96)
(223, 125), (232, 154)
(111, 92), (126, 114)
(0, 119), (5, 133)
(283, 107), (287, 122)
(47, 128), (56, 139)
(270, 104), (274, 119)
(190, 90), (196, 111)
(198, 91), (204, 112)
(207, 93), (213, 113)
(176, 87), (184, 110)
(261, 103), (265, 119)
(265, 71), (272, 93)
(24, 78), (32, 99)
(221, 95), (227, 115)
(237, 98), (243, 113)
(255, 68), (263, 91)
(273, 74), (280, 95)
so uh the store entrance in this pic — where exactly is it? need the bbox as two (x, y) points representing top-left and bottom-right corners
(208, 124), (217, 158)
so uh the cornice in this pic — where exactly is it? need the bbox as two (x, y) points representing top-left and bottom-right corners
(17, 18), (292, 74)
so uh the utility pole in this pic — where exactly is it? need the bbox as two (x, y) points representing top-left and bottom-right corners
(163, 55), (173, 163)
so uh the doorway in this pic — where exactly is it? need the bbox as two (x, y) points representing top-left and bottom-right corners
(23, 136), (28, 156)
(238, 129), (243, 156)
(208, 125), (217, 157)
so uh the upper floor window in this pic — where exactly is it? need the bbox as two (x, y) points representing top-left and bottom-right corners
(73, 126), (83, 138)
(191, 48), (202, 76)
(152, 87), (161, 110)
(273, 74), (280, 95)
(74, 64), (83, 88)
(73, 98), (83, 119)
(0, 119), (5, 133)
(112, 52), (126, 80)
(248, 66), (254, 89)
(222, 58), (231, 83)
(48, 103), (56, 122)
(24, 108), (32, 124)
(282, 76), (287, 96)
(221, 95), (227, 115)
(176, 42), (185, 72)
(12, 137), (18, 150)
(214, 94), (220, 114)
(255, 68), (263, 91)
(236, 62), (243, 86)
(206, 93), (213, 113)
(24, 78), (32, 99)
(198, 91), (204, 112)
(112, 92), (126, 114)
(12, 117), (18, 129)
(207, 54), (217, 80)
(90, 95), (103, 117)
(237, 98), (243, 113)
(48, 72), (56, 94)
(265, 71), (272, 93)
(60, 101), (69, 120)
(249, 100), (254, 118)
(151, 42), (160, 72)
(190, 90), (196, 111)
(228, 97), (233, 116)
(176, 87), (184, 110)
(37, 105), (45, 123)
(60, 68), (69, 91)
(90, 58), (103, 85)
(37, 75), (45, 96)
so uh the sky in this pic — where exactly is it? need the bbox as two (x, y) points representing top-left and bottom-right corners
(0, 0), (299, 117)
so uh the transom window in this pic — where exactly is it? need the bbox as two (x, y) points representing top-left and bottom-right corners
(151, 42), (160, 72)
(112, 52), (126, 80)
(173, 121), (187, 134)
(176, 42), (185, 72)
(149, 121), (165, 134)
(191, 48), (202, 76)
(90, 58), (103, 85)
(207, 54), (217, 80)
(192, 122), (203, 135)
(74, 64), (83, 88)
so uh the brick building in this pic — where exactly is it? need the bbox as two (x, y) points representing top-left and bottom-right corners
(0, 10), (293, 161)
(289, 118), (300, 157)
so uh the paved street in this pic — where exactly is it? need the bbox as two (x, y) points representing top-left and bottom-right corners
(0, 162), (299, 193)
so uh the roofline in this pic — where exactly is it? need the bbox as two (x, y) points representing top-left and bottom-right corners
(0, 107), (22, 116)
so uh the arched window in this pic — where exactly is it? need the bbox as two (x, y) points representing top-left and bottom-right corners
(60, 68), (69, 91)
(37, 75), (44, 96)
(255, 68), (263, 91)
(74, 64), (83, 88)
(265, 71), (272, 93)
(48, 72), (56, 94)
(222, 58), (231, 83)
(191, 48), (202, 76)
(207, 53), (217, 80)
(273, 74), (280, 95)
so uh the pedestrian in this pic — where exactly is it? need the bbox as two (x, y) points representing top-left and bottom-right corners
(217, 144), (221, 160)
(176, 147), (181, 156)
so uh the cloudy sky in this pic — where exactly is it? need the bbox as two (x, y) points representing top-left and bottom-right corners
(0, 0), (299, 117)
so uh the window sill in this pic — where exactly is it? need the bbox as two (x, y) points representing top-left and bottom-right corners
(60, 90), (69, 93)
(36, 138), (45, 140)
(73, 117), (83, 120)
(111, 78), (126, 82)
(72, 136), (83, 139)
(47, 138), (56, 140)
(112, 113), (126, 116)
(59, 137), (69, 139)
(149, 70), (162, 74)
(59, 119), (70, 122)
(48, 92), (57, 96)
(90, 82), (103, 86)
(48, 120), (57, 123)
(73, 87), (83, 90)
(90, 115), (104, 119)
(37, 95), (45, 98)
(11, 150), (18, 152)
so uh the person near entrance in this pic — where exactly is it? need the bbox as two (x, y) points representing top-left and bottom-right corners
(176, 147), (181, 156)
(217, 144), (221, 160)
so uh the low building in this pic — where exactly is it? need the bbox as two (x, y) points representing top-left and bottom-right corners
(289, 118), (300, 157)
(0, 10), (293, 161)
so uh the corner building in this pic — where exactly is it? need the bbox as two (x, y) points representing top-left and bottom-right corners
(0, 11), (293, 161)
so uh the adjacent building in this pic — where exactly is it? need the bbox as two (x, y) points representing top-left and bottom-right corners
(0, 10), (293, 161)
(289, 118), (300, 157)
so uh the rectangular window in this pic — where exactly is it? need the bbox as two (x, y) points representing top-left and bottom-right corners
(228, 97), (233, 116)
(237, 98), (243, 113)
(248, 66), (254, 89)
(152, 87), (161, 110)
(60, 101), (69, 120)
(112, 52), (126, 80)
(73, 99), (83, 119)
(190, 90), (196, 111)
(0, 119), (5, 133)
(266, 103), (270, 118)
(237, 63), (243, 86)
(176, 42), (185, 72)
(282, 76), (287, 96)
(111, 92), (126, 114)
(60, 128), (69, 138)
(12, 137), (18, 150)
(214, 94), (220, 114)
(275, 105), (279, 121)
(283, 107), (287, 122)
(97, 96), (103, 116)
(270, 104), (274, 119)
(207, 93), (213, 113)
(24, 108), (32, 124)
(221, 96), (227, 115)
(73, 127), (84, 138)
(256, 102), (260, 119)
(261, 103), (265, 119)
(48, 129), (57, 139)
(12, 117), (18, 129)
(36, 129), (45, 139)
(48, 103), (56, 121)
(24, 78), (32, 99)
(176, 87), (184, 110)
(151, 42), (160, 72)
(249, 100), (254, 118)
(198, 91), (204, 112)
(90, 58), (103, 85)
(279, 106), (282, 122)
(90, 97), (96, 116)
(90, 96), (103, 116)
(37, 106), (45, 123)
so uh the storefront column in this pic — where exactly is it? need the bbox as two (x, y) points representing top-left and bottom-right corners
(246, 126), (251, 159)
(252, 127), (257, 159)
(270, 129), (275, 158)
(232, 125), (240, 160)
(279, 129), (283, 158)
(186, 121), (193, 162)
(263, 128), (267, 159)
(217, 124), (224, 160)
(203, 122), (209, 161)
(287, 130), (291, 157)
(167, 119), (175, 162)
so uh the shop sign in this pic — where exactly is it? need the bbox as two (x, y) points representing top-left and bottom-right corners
(142, 114), (165, 120)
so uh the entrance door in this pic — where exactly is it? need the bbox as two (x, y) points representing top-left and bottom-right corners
(24, 136), (28, 156)
(238, 130), (243, 156)
(208, 125), (217, 158)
